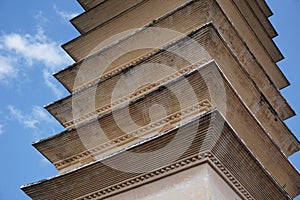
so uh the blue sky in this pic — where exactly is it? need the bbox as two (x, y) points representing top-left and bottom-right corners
(0, 1), (299, 199)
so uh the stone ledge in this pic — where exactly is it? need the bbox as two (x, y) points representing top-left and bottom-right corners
(46, 25), (298, 158)
(72, 0), (143, 34)
(22, 110), (293, 199)
(77, 0), (106, 11)
(33, 61), (300, 196)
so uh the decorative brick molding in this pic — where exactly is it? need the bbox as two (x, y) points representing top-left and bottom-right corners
(22, 111), (291, 200)
(64, 60), (212, 128)
(55, 99), (213, 169)
(75, 152), (254, 200)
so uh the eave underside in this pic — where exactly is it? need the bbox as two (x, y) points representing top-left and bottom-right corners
(77, 0), (106, 11)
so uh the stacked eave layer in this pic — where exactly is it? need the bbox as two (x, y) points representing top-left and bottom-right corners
(256, 0), (273, 17)
(22, 111), (294, 200)
(54, 0), (294, 119)
(63, 0), (287, 90)
(35, 60), (300, 197)
(56, 2), (285, 92)
(48, 23), (299, 157)
(77, 0), (106, 11)
(71, 0), (143, 34)
(48, 0), (297, 155)
(247, 0), (277, 38)
(73, 0), (277, 38)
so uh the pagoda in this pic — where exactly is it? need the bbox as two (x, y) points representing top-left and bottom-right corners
(22, 0), (300, 199)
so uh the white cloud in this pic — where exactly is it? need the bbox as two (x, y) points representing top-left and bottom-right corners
(0, 55), (17, 82)
(1, 27), (71, 70)
(43, 69), (64, 98)
(0, 27), (72, 96)
(32, 105), (52, 122)
(0, 124), (4, 135)
(54, 5), (79, 21)
(7, 105), (54, 129)
(7, 105), (62, 140)
(8, 105), (38, 129)
(34, 11), (49, 25)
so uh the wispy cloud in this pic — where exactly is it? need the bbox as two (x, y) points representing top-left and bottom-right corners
(1, 27), (71, 70)
(8, 105), (53, 129)
(32, 105), (53, 122)
(8, 105), (38, 129)
(34, 11), (49, 25)
(7, 105), (62, 139)
(0, 55), (17, 82)
(43, 69), (64, 98)
(53, 5), (79, 21)
(0, 124), (4, 135)
(0, 27), (72, 96)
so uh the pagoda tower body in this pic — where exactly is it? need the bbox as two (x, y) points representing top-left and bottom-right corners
(22, 0), (300, 199)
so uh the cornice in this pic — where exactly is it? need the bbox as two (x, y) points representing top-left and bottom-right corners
(247, 0), (277, 38)
(37, 58), (299, 174)
(75, 153), (255, 200)
(63, 0), (193, 61)
(212, 0), (288, 90)
(54, 99), (213, 170)
(22, 110), (292, 200)
(44, 24), (298, 158)
(64, 0), (280, 65)
(33, 61), (300, 196)
(77, 0), (107, 11)
(48, 21), (293, 128)
(72, 0), (144, 34)
(254, 0), (273, 17)
(62, 60), (213, 129)
(229, 0), (283, 62)
(51, 1), (291, 122)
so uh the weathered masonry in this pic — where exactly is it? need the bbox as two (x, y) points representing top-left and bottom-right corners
(22, 1), (300, 199)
